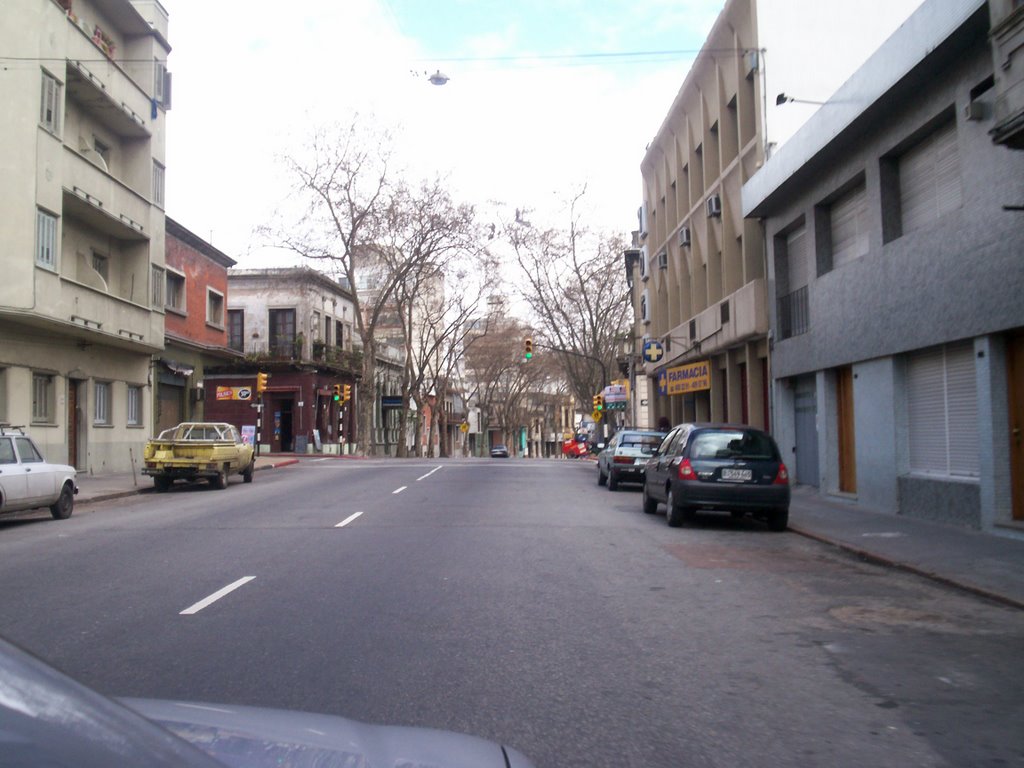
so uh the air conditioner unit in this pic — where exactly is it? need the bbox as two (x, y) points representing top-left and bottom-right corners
(657, 251), (668, 269)
(678, 226), (691, 247)
(706, 194), (722, 218)
(964, 100), (984, 121)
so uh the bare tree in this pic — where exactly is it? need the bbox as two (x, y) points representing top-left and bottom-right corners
(505, 189), (632, 406)
(261, 116), (488, 455)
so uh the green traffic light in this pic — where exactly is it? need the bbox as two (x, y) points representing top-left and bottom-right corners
(525, 352), (532, 360)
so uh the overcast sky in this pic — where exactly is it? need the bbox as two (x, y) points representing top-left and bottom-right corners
(161, 0), (726, 266)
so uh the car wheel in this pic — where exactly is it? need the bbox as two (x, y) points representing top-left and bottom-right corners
(243, 460), (255, 483)
(666, 488), (684, 527)
(642, 483), (658, 515)
(153, 476), (171, 492)
(49, 482), (74, 520)
(767, 508), (789, 532)
(607, 471), (618, 491)
(597, 466), (607, 486)
(212, 467), (228, 490)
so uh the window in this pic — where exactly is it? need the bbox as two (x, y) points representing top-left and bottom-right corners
(151, 266), (164, 308)
(899, 120), (961, 236)
(40, 70), (61, 134)
(36, 209), (57, 269)
(907, 342), (978, 477)
(777, 226), (810, 339)
(94, 381), (111, 425)
(227, 309), (244, 352)
(206, 288), (225, 327)
(269, 308), (296, 357)
(32, 373), (53, 422)
(127, 385), (142, 426)
(166, 269), (185, 313)
(91, 251), (109, 283)
(829, 183), (869, 268)
(15, 438), (43, 464)
(152, 160), (165, 208)
(153, 59), (171, 107)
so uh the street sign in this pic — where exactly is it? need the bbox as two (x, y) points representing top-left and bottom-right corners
(459, 422), (469, 433)
(591, 410), (603, 422)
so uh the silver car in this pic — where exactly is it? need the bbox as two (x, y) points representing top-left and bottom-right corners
(596, 429), (667, 491)
(0, 427), (77, 520)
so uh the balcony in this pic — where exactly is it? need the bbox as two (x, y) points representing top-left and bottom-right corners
(16, 269), (163, 353)
(777, 285), (810, 340)
(62, 146), (151, 242)
(241, 340), (363, 373)
(991, 5), (1024, 149)
(64, 58), (151, 140)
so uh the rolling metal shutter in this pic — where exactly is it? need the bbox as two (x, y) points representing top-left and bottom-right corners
(907, 341), (978, 476)
(830, 184), (868, 268)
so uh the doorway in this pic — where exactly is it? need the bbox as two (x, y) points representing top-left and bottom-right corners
(1008, 332), (1024, 521)
(794, 375), (819, 488)
(67, 379), (85, 469)
(836, 366), (857, 493)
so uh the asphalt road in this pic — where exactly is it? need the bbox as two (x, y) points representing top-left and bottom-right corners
(1, 457), (1022, 768)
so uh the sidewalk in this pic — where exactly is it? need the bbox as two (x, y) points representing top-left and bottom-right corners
(788, 485), (1024, 610)
(69, 462), (1024, 610)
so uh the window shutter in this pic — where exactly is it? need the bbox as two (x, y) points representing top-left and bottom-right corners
(830, 184), (868, 268)
(908, 348), (946, 473)
(900, 121), (961, 235)
(786, 227), (809, 291)
(944, 342), (978, 476)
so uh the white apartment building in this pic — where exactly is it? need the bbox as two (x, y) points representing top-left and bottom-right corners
(634, 0), (926, 432)
(0, 0), (171, 472)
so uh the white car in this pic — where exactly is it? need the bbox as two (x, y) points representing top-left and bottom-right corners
(0, 428), (78, 519)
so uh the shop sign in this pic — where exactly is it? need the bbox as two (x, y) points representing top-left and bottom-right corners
(657, 360), (711, 396)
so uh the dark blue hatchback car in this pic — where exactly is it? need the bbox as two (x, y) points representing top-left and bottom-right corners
(641, 423), (790, 531)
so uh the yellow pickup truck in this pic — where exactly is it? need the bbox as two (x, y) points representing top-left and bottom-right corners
(142, 422), (255, 491)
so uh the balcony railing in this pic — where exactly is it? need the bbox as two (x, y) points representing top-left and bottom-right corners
(777, 285), (809, 340)
(242, 339), (362, 372)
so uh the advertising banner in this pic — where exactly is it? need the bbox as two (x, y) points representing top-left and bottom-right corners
(216, 386), (253, 401)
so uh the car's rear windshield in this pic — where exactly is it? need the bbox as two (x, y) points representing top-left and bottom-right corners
(619, 432), (666, 454)
(689, 430), (776, 461)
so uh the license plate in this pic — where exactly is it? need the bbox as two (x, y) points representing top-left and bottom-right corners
(720, 468), (752, 482)
(634, 458), (646, 465)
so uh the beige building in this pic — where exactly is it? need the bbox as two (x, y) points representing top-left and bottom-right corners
(634, 0), (926, 431)
(0, 0), (171, 472)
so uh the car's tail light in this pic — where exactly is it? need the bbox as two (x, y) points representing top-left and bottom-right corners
(677, 458), (697, 481)
(773, 463), (790, 485)
(613, 456), (636, 465)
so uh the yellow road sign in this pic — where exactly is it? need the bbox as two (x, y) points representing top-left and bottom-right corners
(459, 422), (469, 433)
(591, 410), (603, 422)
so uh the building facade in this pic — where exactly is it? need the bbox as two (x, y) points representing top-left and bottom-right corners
(743, 0), (1024, 533)
(0, 0), (170, 472)
(210, 268), (360, 454)
(634, 0), (928, 432)
(156, 217), (239, 432)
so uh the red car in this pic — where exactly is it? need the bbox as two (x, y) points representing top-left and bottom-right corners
(562, 437), (589, 458)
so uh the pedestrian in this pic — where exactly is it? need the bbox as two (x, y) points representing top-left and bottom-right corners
(657, 416), (671, 432)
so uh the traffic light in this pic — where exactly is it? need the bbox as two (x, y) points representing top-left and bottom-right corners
(592, 394), (604, 412)
(332, 384), (342, 402)
(524, 337), (534, 360)
(343, 384), (352, 402)
(255, 372), (268, 395)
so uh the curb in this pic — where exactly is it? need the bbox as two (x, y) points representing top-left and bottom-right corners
(788, 524), (1024, 612)
(76, 459), (300, 507)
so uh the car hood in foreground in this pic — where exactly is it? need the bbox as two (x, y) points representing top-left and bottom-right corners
(122, 697), (536, 768)
(0, 636), (533, 768)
